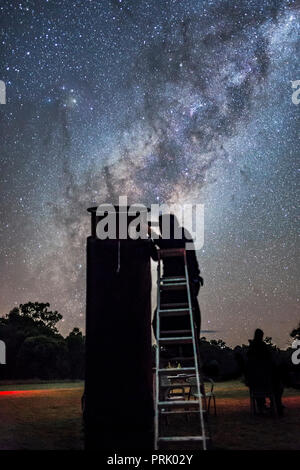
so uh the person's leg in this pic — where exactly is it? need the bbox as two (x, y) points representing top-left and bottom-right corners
(274, 387), (284, 415)
(256, 397), (266, 413)
(152, 308), (158, 340)
(191, 292), (201, 336)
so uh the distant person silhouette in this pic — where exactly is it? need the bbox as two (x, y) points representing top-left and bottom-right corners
(246, 328), (284, 415)
(150, 214), (203, 353)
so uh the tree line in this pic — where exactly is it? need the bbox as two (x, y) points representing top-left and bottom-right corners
(0, 301), (299, 384)
(0, 302), (84, 380)
(154, 327), (300, 386)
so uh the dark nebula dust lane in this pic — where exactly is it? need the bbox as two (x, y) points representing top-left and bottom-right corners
(0, 0), (299, 346)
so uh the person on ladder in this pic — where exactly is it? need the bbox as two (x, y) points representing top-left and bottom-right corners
(149, 213), (204, 365)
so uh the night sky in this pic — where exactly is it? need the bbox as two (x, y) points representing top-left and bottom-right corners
(0, 0), (299, 347)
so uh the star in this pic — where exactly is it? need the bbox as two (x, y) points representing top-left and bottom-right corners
(0, 0), (298, 347)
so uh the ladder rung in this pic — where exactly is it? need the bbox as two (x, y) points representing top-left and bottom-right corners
(160, 303), (188, 309)
(166, 356), (195, 361)
(158, 436), (206, 442)
(161, 409), (201, 415)
(160, 282), (187, 290)
(160, 383), (192, 389)
(160, 329), (191, 335)
(158, 400), (201, 407)
(158, 248), (186, 258)
(161, 276), (186, 282)
(159, 308), (190, 317)
(159, 337), (193, 344)
(158, 367), (196, 375)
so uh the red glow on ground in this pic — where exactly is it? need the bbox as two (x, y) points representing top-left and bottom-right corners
(0, 388), (78, 396)
(0, 390), (49, 396)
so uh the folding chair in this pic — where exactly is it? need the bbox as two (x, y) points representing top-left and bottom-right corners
(188, 376), (217, 416)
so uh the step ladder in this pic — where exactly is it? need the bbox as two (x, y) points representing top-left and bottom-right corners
(154, 248), (208, 450)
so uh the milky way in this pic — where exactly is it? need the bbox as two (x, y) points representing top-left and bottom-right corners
(0, 0), (299, 346)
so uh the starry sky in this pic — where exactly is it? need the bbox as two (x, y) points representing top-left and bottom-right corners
(0, 0), (299, 347)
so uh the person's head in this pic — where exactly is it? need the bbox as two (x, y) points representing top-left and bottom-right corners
(158, 213), (181, 239)
(253, 328), (264, 342)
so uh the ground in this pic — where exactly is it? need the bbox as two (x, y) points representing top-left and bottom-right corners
(0, 380), (299, 450)
(209, 382), (300, 450)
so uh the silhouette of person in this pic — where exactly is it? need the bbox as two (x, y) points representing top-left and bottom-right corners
(246, 328), (284, 415)
(149, 214), (203, 360)
(271, 350), (285, 416)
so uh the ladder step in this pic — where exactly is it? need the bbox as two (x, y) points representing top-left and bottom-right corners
(160, 282), (187, 290)
(161, 276), (186, 282)
(158, 367), (196, 375)
(160, 383), (191, 389)
(158, 400), (201, 407)
(166, 356), (195, 362)
(160, 329), (192, 335)
(158, 248), (186, 258)
(159, 308), (190, 317)
(158, 436), (206, 442)
(159, 337), (193, 344)
(161, 409), (201, 415)
(160, 302), (188, 309)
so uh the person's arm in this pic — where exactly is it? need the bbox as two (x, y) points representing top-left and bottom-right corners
(147, 223), (159, 261)
(186, 241), (204, 295)
(149, 239), (158, 261)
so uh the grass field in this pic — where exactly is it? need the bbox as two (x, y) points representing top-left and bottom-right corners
(0, 380), (299, 450)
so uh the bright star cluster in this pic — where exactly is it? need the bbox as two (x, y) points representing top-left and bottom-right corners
(0, 0), (299, 346)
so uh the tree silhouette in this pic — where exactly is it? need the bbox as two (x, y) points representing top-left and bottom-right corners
(15, 302), (62, 332)
(0, 302), (74, 379)
(210, 339), (227, 349)
(16, 335), (70, 379)
(291, 322), (300, 340)
(65, 327), (85, 379)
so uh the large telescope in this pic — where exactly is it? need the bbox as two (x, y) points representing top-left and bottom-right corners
(84, 206), (154, 449)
